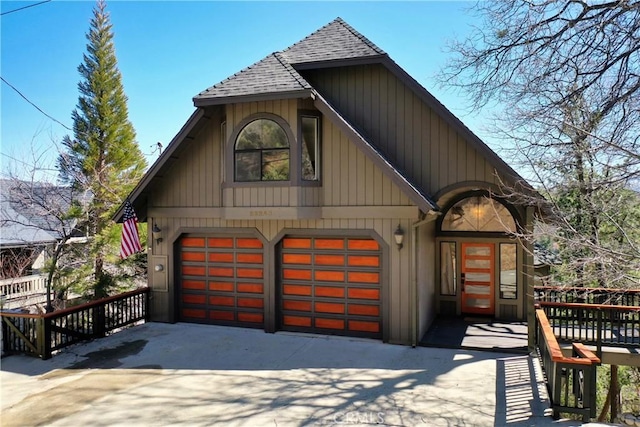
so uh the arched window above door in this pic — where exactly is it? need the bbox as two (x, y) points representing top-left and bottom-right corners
(441, 195), (516, 233)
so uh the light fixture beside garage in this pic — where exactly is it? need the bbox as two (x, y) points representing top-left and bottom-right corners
(152, 224), (163, 245)
(394, 224), (405, 250)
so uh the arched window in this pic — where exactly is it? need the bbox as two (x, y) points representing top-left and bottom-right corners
(235, 119), (290, 182)
(441, 196), (516, 233)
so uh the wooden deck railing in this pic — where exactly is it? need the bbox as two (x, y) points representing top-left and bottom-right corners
(534, 286), (640, 352)
(535, 308), (601, 421)
(0, 274), (50, 300)
(535, 285), (640, 307)
(1, 287), (149, 359)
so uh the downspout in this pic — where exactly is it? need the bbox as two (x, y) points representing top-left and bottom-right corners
(411, 210), (440, 347)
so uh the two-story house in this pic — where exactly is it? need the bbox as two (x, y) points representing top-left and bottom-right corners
(115, 18), (537, 346)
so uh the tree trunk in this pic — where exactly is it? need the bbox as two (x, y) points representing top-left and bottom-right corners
(598, 381), (611, 422)
(610, 365), (619, 423)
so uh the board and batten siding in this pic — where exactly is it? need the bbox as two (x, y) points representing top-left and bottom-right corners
(303, 64), (502, 197)
(146, 97), (423, 344)
(153, 98), (413, 210)
(148, 217), (415, 344)
(152, 112), (223, 208)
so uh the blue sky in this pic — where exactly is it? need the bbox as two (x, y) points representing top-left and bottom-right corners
(1, 1), (487, 179)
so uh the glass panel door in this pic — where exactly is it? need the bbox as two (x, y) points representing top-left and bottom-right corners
(461, 243), (495, 315)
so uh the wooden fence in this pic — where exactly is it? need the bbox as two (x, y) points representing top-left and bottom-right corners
(1, 287), (149, 359)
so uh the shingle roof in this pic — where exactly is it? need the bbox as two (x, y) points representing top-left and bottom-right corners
(0, 192), (57, 247)
(194, 52), (312, 106)
(281, 17), (385, 64)
(0, 180), (87, 247)
(117, 17), (537, 222)
(193, 17), (385, 106)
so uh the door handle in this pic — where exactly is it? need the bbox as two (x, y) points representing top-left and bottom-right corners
(461, 273), (465, 292)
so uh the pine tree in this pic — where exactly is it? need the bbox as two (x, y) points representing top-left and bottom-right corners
(58, 0), (146, 298)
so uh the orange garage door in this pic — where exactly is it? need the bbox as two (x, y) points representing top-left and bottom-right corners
(179, 235), (265, 328)
(279, 236), (382, 339)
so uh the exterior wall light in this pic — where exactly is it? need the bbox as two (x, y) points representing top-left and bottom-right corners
(154, 264), (164, 272)
(394, 224), (404, 250)
(152, 224), (163, 245)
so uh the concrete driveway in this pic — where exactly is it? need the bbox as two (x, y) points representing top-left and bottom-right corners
(1, 322), (581, 426)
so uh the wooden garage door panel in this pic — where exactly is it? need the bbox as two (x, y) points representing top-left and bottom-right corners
(209, 253), (233, 263)
(183, 308), (206, 319)
(237, 283), (263, 293)
(179, 235), (264, 329)
(208, 238), (233, 248)
(284, 315), (312, 327)
(182, 238), (206, 248)
(283, 238), (311, 249)
(347, 239), (379, 251)
(238, 312), (263, 323)
(349, 320), (380, 333)
(348, 304), (380, 317)
(182, 252), (206, 262)
(209, 281), (234, 292)
(279, 236), (382, 339)
(347, 288), (380, 300)
(316, 318), (345, 330)
(314, 239), (345, 250)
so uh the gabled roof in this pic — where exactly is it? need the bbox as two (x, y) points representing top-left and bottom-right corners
(281, 17), (385, 65)
(116, 17), (535, 223)
(194, 52), (313, 106)
(194, 18), (385, 107)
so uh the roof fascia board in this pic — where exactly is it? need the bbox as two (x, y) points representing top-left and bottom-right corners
(313, 92), (438, 213)
(113, 108), (207, 223)
(291, 55), (387, 70)
(0, 240), (56, 249)
(379, 56), (535, 194)
(193, 89), (312, 107)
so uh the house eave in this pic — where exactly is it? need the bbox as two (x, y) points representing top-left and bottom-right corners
(193, 89), (313, 107)
(113, 108), (209, 223)
(290, 54), (388, 71)
(0, 239), (56, 249)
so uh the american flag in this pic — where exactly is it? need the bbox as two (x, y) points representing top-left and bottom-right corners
(120, 201), (142, 258)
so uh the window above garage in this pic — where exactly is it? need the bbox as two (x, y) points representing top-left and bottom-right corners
(235, 119), (290, 182)
(300, 114), (320, 182)
(226, 111), (321, 187)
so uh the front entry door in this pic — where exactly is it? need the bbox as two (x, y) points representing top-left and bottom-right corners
(461, 243), (494, 315)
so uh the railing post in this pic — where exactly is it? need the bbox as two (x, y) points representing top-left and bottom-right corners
(588, 364), (598, 419)
(144, 290), (150, 322)
(93, 305), (106, 338)
(596, 309), (602, 359)
(37, 316), (52, 360)
(552, 362), (562, 419)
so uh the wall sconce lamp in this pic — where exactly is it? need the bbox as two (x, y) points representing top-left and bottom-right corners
(394, 224), (404, 250)
(154, 264), (164, 272)
(152, 224), (163, 245)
